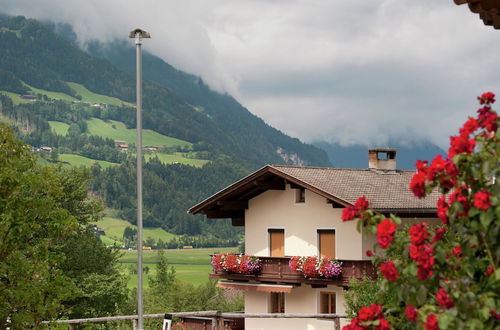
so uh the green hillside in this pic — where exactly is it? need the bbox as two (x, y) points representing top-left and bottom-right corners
(144, 152), (209, 167)
(67, 82), (133, 107)
(59, 153), (119, 169)
(86, 117), (192, 147)
(49, 120), (69, 135)
(94, 216), (177, 245)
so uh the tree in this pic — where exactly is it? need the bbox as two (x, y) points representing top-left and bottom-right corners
(343, 93), (499, 329)
(0, 124), (127, 327)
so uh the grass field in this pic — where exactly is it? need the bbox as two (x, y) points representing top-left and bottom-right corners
(119, 247), (237, 287)
(87, 118), (192, 148)
(144, 152), (209, 167)
(26, 84), (79, 102)
(0, 91), (36, 105)
(94, 217), (177, 246)
(49, 121), (70, 135)
(59, 153), (119, 169)
(67, 82), (134, 107)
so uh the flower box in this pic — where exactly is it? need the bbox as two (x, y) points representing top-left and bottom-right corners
(288, 256), (342, 279)
(211, 253), (262, 275)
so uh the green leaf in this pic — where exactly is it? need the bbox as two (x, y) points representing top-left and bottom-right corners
(416, 285), (427, 305)
(438, 312), (455, 329)
(479, 212), (492, 228)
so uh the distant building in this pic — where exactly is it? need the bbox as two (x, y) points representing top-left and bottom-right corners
(114, 140), (129, 151)
(40, 146), (53, 152)
(21, 94), (37, 100)
(189, 148), (439, 329)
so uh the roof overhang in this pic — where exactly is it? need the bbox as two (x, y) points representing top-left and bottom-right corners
(216, 281), (294, 293)
(187, 165), (350, 218)
(455, 0), (500, 29)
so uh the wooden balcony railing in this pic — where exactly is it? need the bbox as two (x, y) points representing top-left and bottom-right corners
(210, 256), (376, 287)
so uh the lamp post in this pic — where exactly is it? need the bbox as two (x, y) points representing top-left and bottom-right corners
(129, 28), (150, 330)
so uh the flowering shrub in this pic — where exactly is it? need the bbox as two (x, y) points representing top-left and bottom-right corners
(343, 92), (499, 329)
(288, 256), (342, 278)
(211, 253), (261, 275)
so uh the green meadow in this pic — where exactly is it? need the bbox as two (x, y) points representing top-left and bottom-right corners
(0, 91), (34, 105)
(94, 217), (177, 246)
(59, 153), (119, 169)
(66, 82), (134, 107)
(144, 152), (209, 167)
(86, 117), (192, 148)
(119, 247), (237, 288)
(49, 121), (70, 135)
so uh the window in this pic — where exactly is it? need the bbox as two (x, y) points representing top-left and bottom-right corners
(318, 229), (336, 258)
(268, 229), (284, 257)
(269, 292), (285, 313)
(295, 187), (305, 203)
(319, 291), (336, 315)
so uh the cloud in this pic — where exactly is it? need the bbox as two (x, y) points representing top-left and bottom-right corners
(2, 0), (499, 148)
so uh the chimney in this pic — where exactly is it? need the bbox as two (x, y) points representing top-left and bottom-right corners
(368, 148), (397, 171)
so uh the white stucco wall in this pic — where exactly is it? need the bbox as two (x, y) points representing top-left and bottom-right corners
(245, 285), (348, 329)
(245, 184), (364, 260)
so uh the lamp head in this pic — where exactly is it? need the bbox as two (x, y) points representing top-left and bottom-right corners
(129, 28), (151, 38)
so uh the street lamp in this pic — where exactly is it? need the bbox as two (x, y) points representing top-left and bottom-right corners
(129, 28), (150, 330)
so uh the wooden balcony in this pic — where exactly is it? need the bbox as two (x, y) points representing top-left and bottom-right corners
(210, 256), (376, 287)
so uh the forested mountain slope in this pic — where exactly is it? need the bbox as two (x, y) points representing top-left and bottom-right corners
(0, 15), (331, 242)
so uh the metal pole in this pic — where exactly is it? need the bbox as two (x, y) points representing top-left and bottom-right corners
(131, 29), (148, 330)
(135, 33), (144, 330)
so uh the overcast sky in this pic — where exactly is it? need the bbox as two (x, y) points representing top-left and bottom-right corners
(3, 0), (499, 148)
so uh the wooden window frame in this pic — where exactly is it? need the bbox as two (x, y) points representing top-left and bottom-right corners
(318, 291), (336, 318)
(269, 292), (285, 313)
(317, 229), (336, 259)
(295, 187), (306, 203)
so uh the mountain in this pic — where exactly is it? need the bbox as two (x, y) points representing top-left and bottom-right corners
(314, 141), (445, 170)
(0, 15), (331, 243)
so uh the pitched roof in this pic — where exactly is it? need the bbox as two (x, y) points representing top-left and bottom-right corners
(189, 165), (439, 217)
(455, 0), (500, 29)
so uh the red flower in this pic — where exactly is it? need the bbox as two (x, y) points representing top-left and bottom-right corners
(354, 195), (369, 211)
(459, 117), (479, 137)
(424, 313), (439, 330)
(478, 109), (498, 133)
(448, 135), (475, 158)
(380, 261), (399, 281)
(432, 227), (447, 243)
(427, 155), (446, 181)
(473, 190), (492, 210)
(478, 91), (496, 105)
(342, 318), (363, 330)
(416, 160), (428, 174)
(358, 304), (382, 322)
(366, 249), (374, 257)
(491, 309), (500, 320)
(342, 206), (358, 221)
(448, 189), (470, 217)
(437, 196), (449, 224)
(418, 266), (434, 281)
(409, 222), (429, 245)
(436, 288), (454, 309)
(486, 267), (494, 277)
(375, 318), (391, 330)
(377, 219), (397, 249)
(410, 172), (427, 198)
(453, 245), (462, 258)
(405, 304), (418, 322)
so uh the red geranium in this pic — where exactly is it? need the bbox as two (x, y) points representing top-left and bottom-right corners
(409, 222), (429, 245)
(432, 227), (446, 243)
(448, 188), (470, 217)
(366, 249), (374, 257)
(448, 135), (475, 158)
(375, 318), (391, 330)
(377, 219), (397, 249)
(459, 117), (479, 137)
(354, 195), (369, 211)
(473, 190), (492, 210)
(486, 267), (494, 277)
(405, 304), (418, 322)
(358, 304), (382, 322)
(410, 172), (427, 198)
(436, 288), (454, 309)
(380, 261), (399, 281)
(342, 206), (358, 221)
(436, 196), (449, 224)
(478, 91), (495, 105)
(453, 245), (462, 258)
(424, 314), (439, 330)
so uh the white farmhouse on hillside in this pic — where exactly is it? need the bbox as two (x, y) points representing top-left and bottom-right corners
(189, 149), (439, 329)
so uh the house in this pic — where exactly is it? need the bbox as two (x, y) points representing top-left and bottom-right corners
(188, 148), (439, 329)
(114, 140), (129, 151)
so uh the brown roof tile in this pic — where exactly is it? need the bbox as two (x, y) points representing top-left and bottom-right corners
(269, 165), (439, 211)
